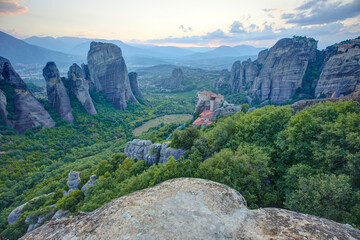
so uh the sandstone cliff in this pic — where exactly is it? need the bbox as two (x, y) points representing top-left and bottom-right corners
(0, 57), (55, 133)
(87, 42), (138, 110)
(43, 62), (74, 123)
(315, 43), (360, 98)
(128, 72), (144, 100)
(68, 63), (97, 115)
(21, 178), (360, 240)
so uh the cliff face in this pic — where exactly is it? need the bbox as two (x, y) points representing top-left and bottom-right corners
(43, 62), (74, 123)
(128, 72), (144, 100)
(315, 44), (360, 98)
(21, 178), (360, 240)
(230, 37), (318, 104)
(0, 57), (55, 133)
(68, 63), (97, 115)
(87, 42), (138, 110)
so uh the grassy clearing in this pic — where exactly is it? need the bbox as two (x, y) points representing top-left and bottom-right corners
(133, 114), (192, 136)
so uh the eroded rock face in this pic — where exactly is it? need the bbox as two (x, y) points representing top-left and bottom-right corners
(291, 85), (360, 112)
(63, 170), (81, 196)
(81, 175), (98, 194)
(67, 64), (97, 115)
(0, 90), (11, 126)
(81, 64), (95, 91)
(87, 42), (138, 110)
(43, 62), (74, 123)
(315, 45), (360, 98)
(124, 139), (185, 165)
(0, 57), (55, 133)
(128, 72), (144, 100)
(230, 37), (317, 104)
(162, 67), (184, 88)
(8, 202), (27, 224)
(25, 206), (56, 233)
(21, 178), (360, 240)
(210, 105), (242, 121)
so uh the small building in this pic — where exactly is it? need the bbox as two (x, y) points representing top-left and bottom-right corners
(192, 110), (214, 127)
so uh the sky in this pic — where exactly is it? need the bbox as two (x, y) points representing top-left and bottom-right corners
(0, 0), (359, 48)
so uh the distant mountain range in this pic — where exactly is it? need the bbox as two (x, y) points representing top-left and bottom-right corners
(0, 31), (264, 70)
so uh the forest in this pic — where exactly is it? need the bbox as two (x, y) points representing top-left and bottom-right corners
(1, 83), (359, 239)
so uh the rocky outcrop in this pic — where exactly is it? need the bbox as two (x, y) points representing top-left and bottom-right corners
(25, 206), (56, 233)
(158, 142), (186, 164)
(213, 69), (230, 90)
(21, 178), (360, 240)
(128, 72), (144, 100)
(315, 44), (360, 98)
(0, 90), (11, 126)
(81, 64), (95, 91)
(8, 193), (54, 225)
(230, 37), (318, 104)
(0, 57), (55, 133)
(87, 42), (138, 110)
(81, 175), (98, 194)
(124, 139), (185, 165)
(162, 67), (184, 88)
(52, 210), (69, 220)
(210, 105), (242, 121)
(229, 59), (260, 94)
(8, 202), (27, 224)
(43, 62), (74, 123)
(67, 64), (97, 115)
(63, 170), (81, 196)
(291, 85), (360, 112)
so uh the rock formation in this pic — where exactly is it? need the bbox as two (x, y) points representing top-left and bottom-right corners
(124, 139), (185, 165)
(128, 72), (144, 100)
(87, 42), (138, 110)
(315, 43), (360, 98)
(43, 62), (74, 123)
(67, 64), (97, 115)
(63, 170), (81, 196)
(213, 69), (230, 91)
(81, 64), (95, 91)
(162, 67), (184, 88)
(291, 85), (360, 112)
(8, 193), (54, 225)
(25, 206), (56, 233)
(0, 57), (55, 133)
(210, 105), (242, 121)
(229, 36), (318, 104)
(81, 175), (98, 194)
(21, 178), (360, 240)
(0, 90), (11, 126)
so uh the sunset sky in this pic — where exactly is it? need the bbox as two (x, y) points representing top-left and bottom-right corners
(0, 0), (359, 48)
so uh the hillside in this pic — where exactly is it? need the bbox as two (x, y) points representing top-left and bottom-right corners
(0, 32), (79, 66)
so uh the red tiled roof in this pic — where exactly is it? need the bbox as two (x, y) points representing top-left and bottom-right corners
(192, 117), (213, 126)
(200, 110), (214, 119)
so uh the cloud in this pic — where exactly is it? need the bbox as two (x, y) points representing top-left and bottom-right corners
(179, 25), (193, 33)
(283, 0), (360, 26)
(230, 21), (246, 34)
(0, 0), (28, 16)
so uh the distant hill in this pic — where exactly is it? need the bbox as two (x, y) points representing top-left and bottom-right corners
(0, 31), (80, 66)
(182, 45), (265, 60)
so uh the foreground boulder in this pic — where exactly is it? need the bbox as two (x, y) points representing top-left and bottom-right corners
(67, 63), (97, 115)
(87, 42), (138, 110)
(43, 62), (74, 123)
(0, 57), (55, 133)
(21, 178), (360, 240)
